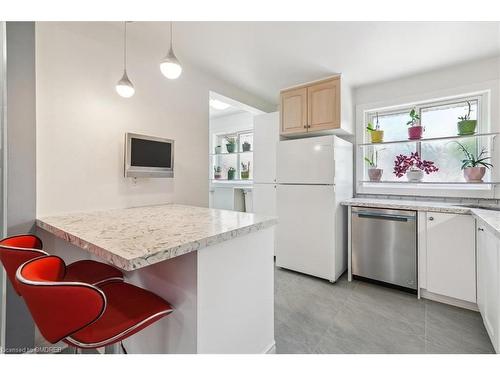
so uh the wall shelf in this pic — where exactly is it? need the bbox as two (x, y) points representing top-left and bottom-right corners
(210, 151), (253, 156)
(358, 132), (500, 147)
(360, 180), (500, 185)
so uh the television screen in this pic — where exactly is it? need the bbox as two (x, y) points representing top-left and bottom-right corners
(130, 138), (172, 168)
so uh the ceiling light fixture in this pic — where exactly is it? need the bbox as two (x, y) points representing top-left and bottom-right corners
(209, 99), (231, 110)
(116, 21), (135, 98)
(160, 22), (183, 80)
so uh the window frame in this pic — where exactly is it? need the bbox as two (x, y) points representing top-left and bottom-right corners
(355, 88), (496, 199)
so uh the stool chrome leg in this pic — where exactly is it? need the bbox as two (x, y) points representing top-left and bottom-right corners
(105, 342), (120, 354)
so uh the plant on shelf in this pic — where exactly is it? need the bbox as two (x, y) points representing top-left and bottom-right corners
(242, 141), (251, 152)
(457, 101), (477, 136)
(366, 112), (384, 143)
(241, 162), (250, 179)
(364, 148), (385, 181)
(225, 137), (237, 153)
(227, 167), (236, 180)
(393, 152), (438, 182)
(406, 108), (424, 140)
(214, 166), (222, 180)
(455, 141), (493, 182)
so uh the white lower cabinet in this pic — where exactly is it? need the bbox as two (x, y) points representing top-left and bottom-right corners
(425, 212), (476, 303)
(477, 222), (500, 353)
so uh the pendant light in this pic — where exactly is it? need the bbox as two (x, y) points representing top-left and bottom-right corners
(116, 21), (135, 98)
(160, 21), (182, 79)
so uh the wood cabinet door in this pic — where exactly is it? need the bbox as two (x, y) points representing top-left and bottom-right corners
(307, 78), (340, 131)
(426, 212), (476, 303)
(280, 87), (307, 135)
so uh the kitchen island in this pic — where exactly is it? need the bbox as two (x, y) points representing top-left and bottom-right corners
(36, 204), (277, 354)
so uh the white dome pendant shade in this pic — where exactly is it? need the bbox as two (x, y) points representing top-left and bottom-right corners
(116, 21), (135, 98)
(116, 70), (135, 98)
(160, 22), (182, 80)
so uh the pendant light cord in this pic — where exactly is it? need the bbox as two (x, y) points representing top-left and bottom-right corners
(170, 21), (173, 49)
(123, 21), (127, 72)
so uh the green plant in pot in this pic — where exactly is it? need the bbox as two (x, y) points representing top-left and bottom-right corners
(214, 166), (222, 179)
(455, 142), (492, 182)
(225, 137), (237, 153)
(366, 112), (384, 143)
(364, 148), (384, 181)
(242, 141), (251, 152)
(407, 108), (424, 140)
(241, 162), (250, 179)
(227, 167), (236, 180)
(457, 101), (477, 135)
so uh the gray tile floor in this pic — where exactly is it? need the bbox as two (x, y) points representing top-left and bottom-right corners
(275, 266), (495, 354)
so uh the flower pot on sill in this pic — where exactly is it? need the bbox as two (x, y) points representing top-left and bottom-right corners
(242, 143), (251, 152)
(368, 168), (383, 182)
(406, 169), (424, 182)
(457, 120), (477, 136)
(214, 173), (222, 180)
(226, 143), (236, 153)
(370, 130), (384, 143)
(463, 167), (486, 183)
(227, 170), (236, 180)
(241, 171), (250, 180)
(408, 126), (424, 140)
(215, 146), (222, 154)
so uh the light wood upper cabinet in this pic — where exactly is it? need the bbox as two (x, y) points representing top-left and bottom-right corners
(280, 76), (343, 136)
(280, 87), (307, 135)
(308, 78), (340, 131)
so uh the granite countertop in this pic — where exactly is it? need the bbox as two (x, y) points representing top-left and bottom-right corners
(342, 198), (500, 239)
(36, 204), (277, 271)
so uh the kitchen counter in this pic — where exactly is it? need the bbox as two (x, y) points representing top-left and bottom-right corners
(36, 203), (276, 353)
(37, 204), (276, 271)
(342, 198), (500, 239)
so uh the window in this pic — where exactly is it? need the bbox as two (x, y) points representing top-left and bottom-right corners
(212, 130), (253, 181)
(361, 93), (490, 187)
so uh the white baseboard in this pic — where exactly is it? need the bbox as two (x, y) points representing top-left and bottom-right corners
(420, 289), (479, 311)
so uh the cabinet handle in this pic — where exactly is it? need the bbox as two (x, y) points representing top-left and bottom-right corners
(428, 216), (434, 221)
(478, 228), (484, 232)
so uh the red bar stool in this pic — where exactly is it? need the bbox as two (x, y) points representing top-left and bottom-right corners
(0, 234), (123, 295)
(16, 256), (173, 352)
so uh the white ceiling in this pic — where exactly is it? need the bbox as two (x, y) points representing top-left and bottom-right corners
(135, 22), (500, 105)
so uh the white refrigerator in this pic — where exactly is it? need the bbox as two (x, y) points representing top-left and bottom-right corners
(276, 135), (353, 282)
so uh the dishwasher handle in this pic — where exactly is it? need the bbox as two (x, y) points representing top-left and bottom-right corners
(354, 211), (416, 222)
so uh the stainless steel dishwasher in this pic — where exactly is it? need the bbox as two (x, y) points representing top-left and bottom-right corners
(351, 206), (417, 292)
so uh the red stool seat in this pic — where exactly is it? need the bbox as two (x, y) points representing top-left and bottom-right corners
(65, 282), (173, 349)
(0, 235), (123, 295)
(16, 256), (173, 351)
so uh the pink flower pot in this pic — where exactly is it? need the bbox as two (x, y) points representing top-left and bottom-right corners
(408, 126), (424, 140)
(463, 167), (486, 182)
(368, 168), (383, 182)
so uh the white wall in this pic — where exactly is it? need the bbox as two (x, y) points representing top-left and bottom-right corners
(36, 22), (273, 216)
(353, 56), (500, 198)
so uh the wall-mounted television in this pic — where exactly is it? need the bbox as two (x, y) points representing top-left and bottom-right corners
(124, 133), (174, 178)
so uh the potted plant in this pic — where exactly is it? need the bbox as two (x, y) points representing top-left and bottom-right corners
(214, 166), (222, 179)
(457, 101), (477, 135)
(227, 167), (236, 180)
(225, 137), (237, 153)
(366, 112), (384, 143)
(364, 149), (384, 181)
(214, 145), (222, 154)
(455, 142), (493, 182)
(242, 141), (251, 152)
(393, 152), (438, 182)
(407, 108), (424, 140)
(241, 162), (250, 179)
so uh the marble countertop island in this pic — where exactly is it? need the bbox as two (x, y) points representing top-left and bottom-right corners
(342, 198), (500, 239)
(36, 204), (277, 271)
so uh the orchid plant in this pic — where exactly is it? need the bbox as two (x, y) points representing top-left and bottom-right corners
(393, 152), (439, 178)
